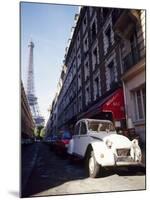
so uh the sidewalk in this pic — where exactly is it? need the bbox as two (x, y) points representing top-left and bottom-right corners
(141, 147), (146, 167)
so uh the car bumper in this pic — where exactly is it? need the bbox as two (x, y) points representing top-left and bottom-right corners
(100, 156), (142, 167)
(115, 161), (142, 166)
(115, 156), (142, 166)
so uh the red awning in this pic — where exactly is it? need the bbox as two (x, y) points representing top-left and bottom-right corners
(101, 88), (125, 120)
(79, 88), (125, 120)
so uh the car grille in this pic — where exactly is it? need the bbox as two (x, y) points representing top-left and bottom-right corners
(116, 148), (130, 157)
(116, 156), (133, 162)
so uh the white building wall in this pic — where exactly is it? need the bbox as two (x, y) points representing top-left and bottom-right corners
(123, 63), (145, 142)
(122, 10), (146, 143)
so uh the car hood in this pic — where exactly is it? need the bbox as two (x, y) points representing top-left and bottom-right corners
(89, 132), (131, 148)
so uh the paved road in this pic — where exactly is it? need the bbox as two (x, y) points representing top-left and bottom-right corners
(21, 142), (145, 197)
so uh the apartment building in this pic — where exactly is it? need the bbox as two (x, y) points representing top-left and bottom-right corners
(46, 7), (145, 143)
(21, 82), (35, 138)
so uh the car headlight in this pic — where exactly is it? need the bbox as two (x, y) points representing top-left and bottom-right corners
(130, 139), (142, 162)
(132, 139), (139, 146)
(106, 139), (113, 149)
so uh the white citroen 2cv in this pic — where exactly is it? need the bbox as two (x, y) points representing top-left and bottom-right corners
(67, 119), (142, 178)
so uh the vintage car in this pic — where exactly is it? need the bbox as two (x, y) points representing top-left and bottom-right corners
(67, 119), (142, 178)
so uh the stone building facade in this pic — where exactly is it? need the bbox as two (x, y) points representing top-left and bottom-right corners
(46, 7), (145, 143)
(21, 82), (35, 138)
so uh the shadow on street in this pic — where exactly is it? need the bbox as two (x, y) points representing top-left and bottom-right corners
(21, 142), (86, 197)
(21, 142), (145, 197)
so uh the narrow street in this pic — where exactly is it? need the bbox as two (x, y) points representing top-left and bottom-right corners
(21, 142), (145, 198)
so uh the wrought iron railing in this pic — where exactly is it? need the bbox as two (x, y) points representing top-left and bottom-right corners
(123, 46), (141, 72)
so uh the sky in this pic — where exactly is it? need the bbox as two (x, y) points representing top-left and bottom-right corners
(21, 2), (79, 124)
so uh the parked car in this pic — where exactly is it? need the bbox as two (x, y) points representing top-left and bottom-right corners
(67, 119), (142, 178)
(55, 131), (72, 155)
(21, 138), (34, 145)
(43, 135), (53, 144)
(34, 138), (41, 142)
(49, 135), (58, 150)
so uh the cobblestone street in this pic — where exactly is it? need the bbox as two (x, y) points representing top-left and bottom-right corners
(21, 142), (145, 197)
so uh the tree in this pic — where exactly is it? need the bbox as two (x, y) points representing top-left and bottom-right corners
(40, 128), (46, 138)
(34, 126), (44, 139)
(34, 127), (39, 137)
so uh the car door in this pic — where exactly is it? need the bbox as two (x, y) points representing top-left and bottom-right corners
(78, 121), (89, 156)
(73, 122), (81, 155)
(73, 121), (88, 157)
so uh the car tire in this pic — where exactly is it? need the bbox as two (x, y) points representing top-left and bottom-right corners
(86, 150), (101, 178)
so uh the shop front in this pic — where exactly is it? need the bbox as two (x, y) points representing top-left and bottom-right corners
(78, 88), (126, 129)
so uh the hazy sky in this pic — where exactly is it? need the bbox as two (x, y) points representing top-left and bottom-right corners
(21, 2), (78, 124)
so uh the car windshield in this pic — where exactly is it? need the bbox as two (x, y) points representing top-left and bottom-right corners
(88, 121), (115, 132)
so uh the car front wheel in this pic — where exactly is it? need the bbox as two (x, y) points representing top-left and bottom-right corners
(86, 150), (101, 178)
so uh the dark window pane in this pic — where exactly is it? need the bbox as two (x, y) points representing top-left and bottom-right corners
(142, 87), (145, 115)
(137, 90), (143, 119)
(81, 122), (87, 135)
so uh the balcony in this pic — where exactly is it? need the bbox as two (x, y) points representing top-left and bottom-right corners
(123, 46), (141, 73)
(112, 10), (140, 39)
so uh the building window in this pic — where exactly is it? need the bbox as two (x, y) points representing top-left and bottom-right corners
(91, 21), (97, 41)
(108, 61), (115, 85)
(77, 49), (81, 67)
(89, 7), (93, 17)
(74, 101), (77, 115)
(85, 86), (90, 105)
(83, 17), (87, 25)
(84, 61), (89, 81)
(73, 63), (76, 76)
(92, 46), (99, 70)
(133, 87), (145, 121)
(78, 71), (81, 89)
(102, 8), (110, 19)
(83, 37), (89, 53)
(86, 87), (89, 105)
(105, 26), (111, 49)
(94, 77), (99, 99)
(83, 32), (89, 53)
(142, 87), (145, 112)
(77, 32), (80, 49)
(83, 15), (87, 33)
(130, 31), (139, 63)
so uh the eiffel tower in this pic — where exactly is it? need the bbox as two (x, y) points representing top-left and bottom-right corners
(26, 40), (44, 126)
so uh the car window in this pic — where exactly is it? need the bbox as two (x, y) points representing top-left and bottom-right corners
(75, 123), (80, 135)
(80, 122), (87, 135)
(62, 131), (71, 139)
(88, 121), (115, 132)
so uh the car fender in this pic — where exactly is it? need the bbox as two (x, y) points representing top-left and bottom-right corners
(67, 138), (74, 155)
(90, 141), (115, 166)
